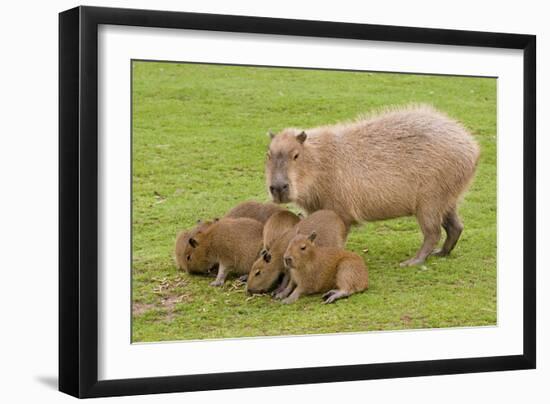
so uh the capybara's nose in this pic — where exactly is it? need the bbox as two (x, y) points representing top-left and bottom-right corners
(270, 183), (289, 197)
(284, 256), (292, 267)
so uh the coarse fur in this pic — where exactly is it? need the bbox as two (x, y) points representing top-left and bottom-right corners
(282, 232), (369, 304)
(183, 217), (263, 286)
(265, 105), (480, 266)
(225, 200), (285, 224)
(247, 210), (348, 294)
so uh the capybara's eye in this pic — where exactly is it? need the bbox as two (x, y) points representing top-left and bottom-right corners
(293, 153), (299, 160)
(255, 270), (261, 276)
(300, 245), (306, 250)
(186, 254), (191, 261)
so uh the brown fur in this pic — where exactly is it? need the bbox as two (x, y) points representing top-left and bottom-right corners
(266, 105), (480, 266)
(225, 200), (285, 224)
(174, 201), (282, 273)
(281, 232), (369, 304)
(174, 220), (215, 273)
(183, 217), (263, 286)
(261, 211), (301, 253)
(247, 210), (348, 294)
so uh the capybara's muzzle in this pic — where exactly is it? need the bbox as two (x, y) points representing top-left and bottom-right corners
(284, 256), (293, 268)
(269, 183), (290, 203)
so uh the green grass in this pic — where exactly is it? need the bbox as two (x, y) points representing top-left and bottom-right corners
(131, 61), (497, 342)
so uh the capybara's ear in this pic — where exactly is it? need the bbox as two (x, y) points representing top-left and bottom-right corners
(189, 238), (199, 248)
(264, 252), (272, 263)
(267, 129), (275, 139)
(308, 231), (317, 242)
(296, 131), (307, 144)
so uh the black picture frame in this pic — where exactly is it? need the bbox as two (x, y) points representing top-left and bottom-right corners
(59, 5), (536, 398)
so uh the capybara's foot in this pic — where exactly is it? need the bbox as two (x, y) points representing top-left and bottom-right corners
(281, 288), (302, 304)
(322, 289), (339, 300)
(322, 289), (350, 304)
(273, 290), (289, 300)
(209, 279), (224, 287)
(238, 274), (248, 282)
(272, 283), (287, 297)
(431, 248), (448, 257)
(399, 257), (426, 267)
(282, 295), (298, 304)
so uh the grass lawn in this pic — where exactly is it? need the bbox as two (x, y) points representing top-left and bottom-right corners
(131, 61), (497, 342)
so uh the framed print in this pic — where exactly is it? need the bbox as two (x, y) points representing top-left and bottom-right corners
(59, 6), (536, 398)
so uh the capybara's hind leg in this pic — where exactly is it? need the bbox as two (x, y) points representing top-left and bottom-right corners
(322, 289), (350, 304)
(326, 259), (368, 303)
(433, 207), (464, 256)
(401, 208), (442, 267)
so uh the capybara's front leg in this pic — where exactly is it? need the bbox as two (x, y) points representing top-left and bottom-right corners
(210, 264), (228, 287)
(282, 287), (302, 304)
(272, 273), (290, 296)
(274, 279), (295, 300)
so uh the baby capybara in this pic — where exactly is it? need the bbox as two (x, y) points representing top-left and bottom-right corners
(282, 231), (369, 304)
(175, 201), (283, 273)
(174, 220), (215, 274)
(184, 217), (263, 286)
(266, 105), (480, 266)
(225, 200), (285, 224)
(247, 209), (347, 295)
(261, 210), (301, 255)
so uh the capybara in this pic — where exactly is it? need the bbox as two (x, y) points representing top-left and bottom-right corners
(265, 105), (480, 266)
(247, 209), (347, 295)
(174, 201), (282, 273)
(261, 210), (302, 254)
(184, 217), (263, 286)
(225, 200), (286, 224)
(174, 220), (215, 274)
(282, 231), (369, 304)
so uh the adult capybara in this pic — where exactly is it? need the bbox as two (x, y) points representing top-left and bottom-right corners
(247, 209), (347, 295)
(265, 105), (480, 266)
(282, 231), (369, 304)
(183, 217), (263, 286)
(225, 200), (285, 224)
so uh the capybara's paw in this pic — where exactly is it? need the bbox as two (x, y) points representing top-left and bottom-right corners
(399, 257), (425, 267)
(209, 279), (224, 287)
(273, 291), (287, 300)
(281, 296), (298, 304)
(322, 289), (338, 300)
(238, 274), (248, 282)
(323, 295), (338, 304)
(272, 285), (285, 296)
(322, 290), (349, 304)
(431, 248), (448, 257)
